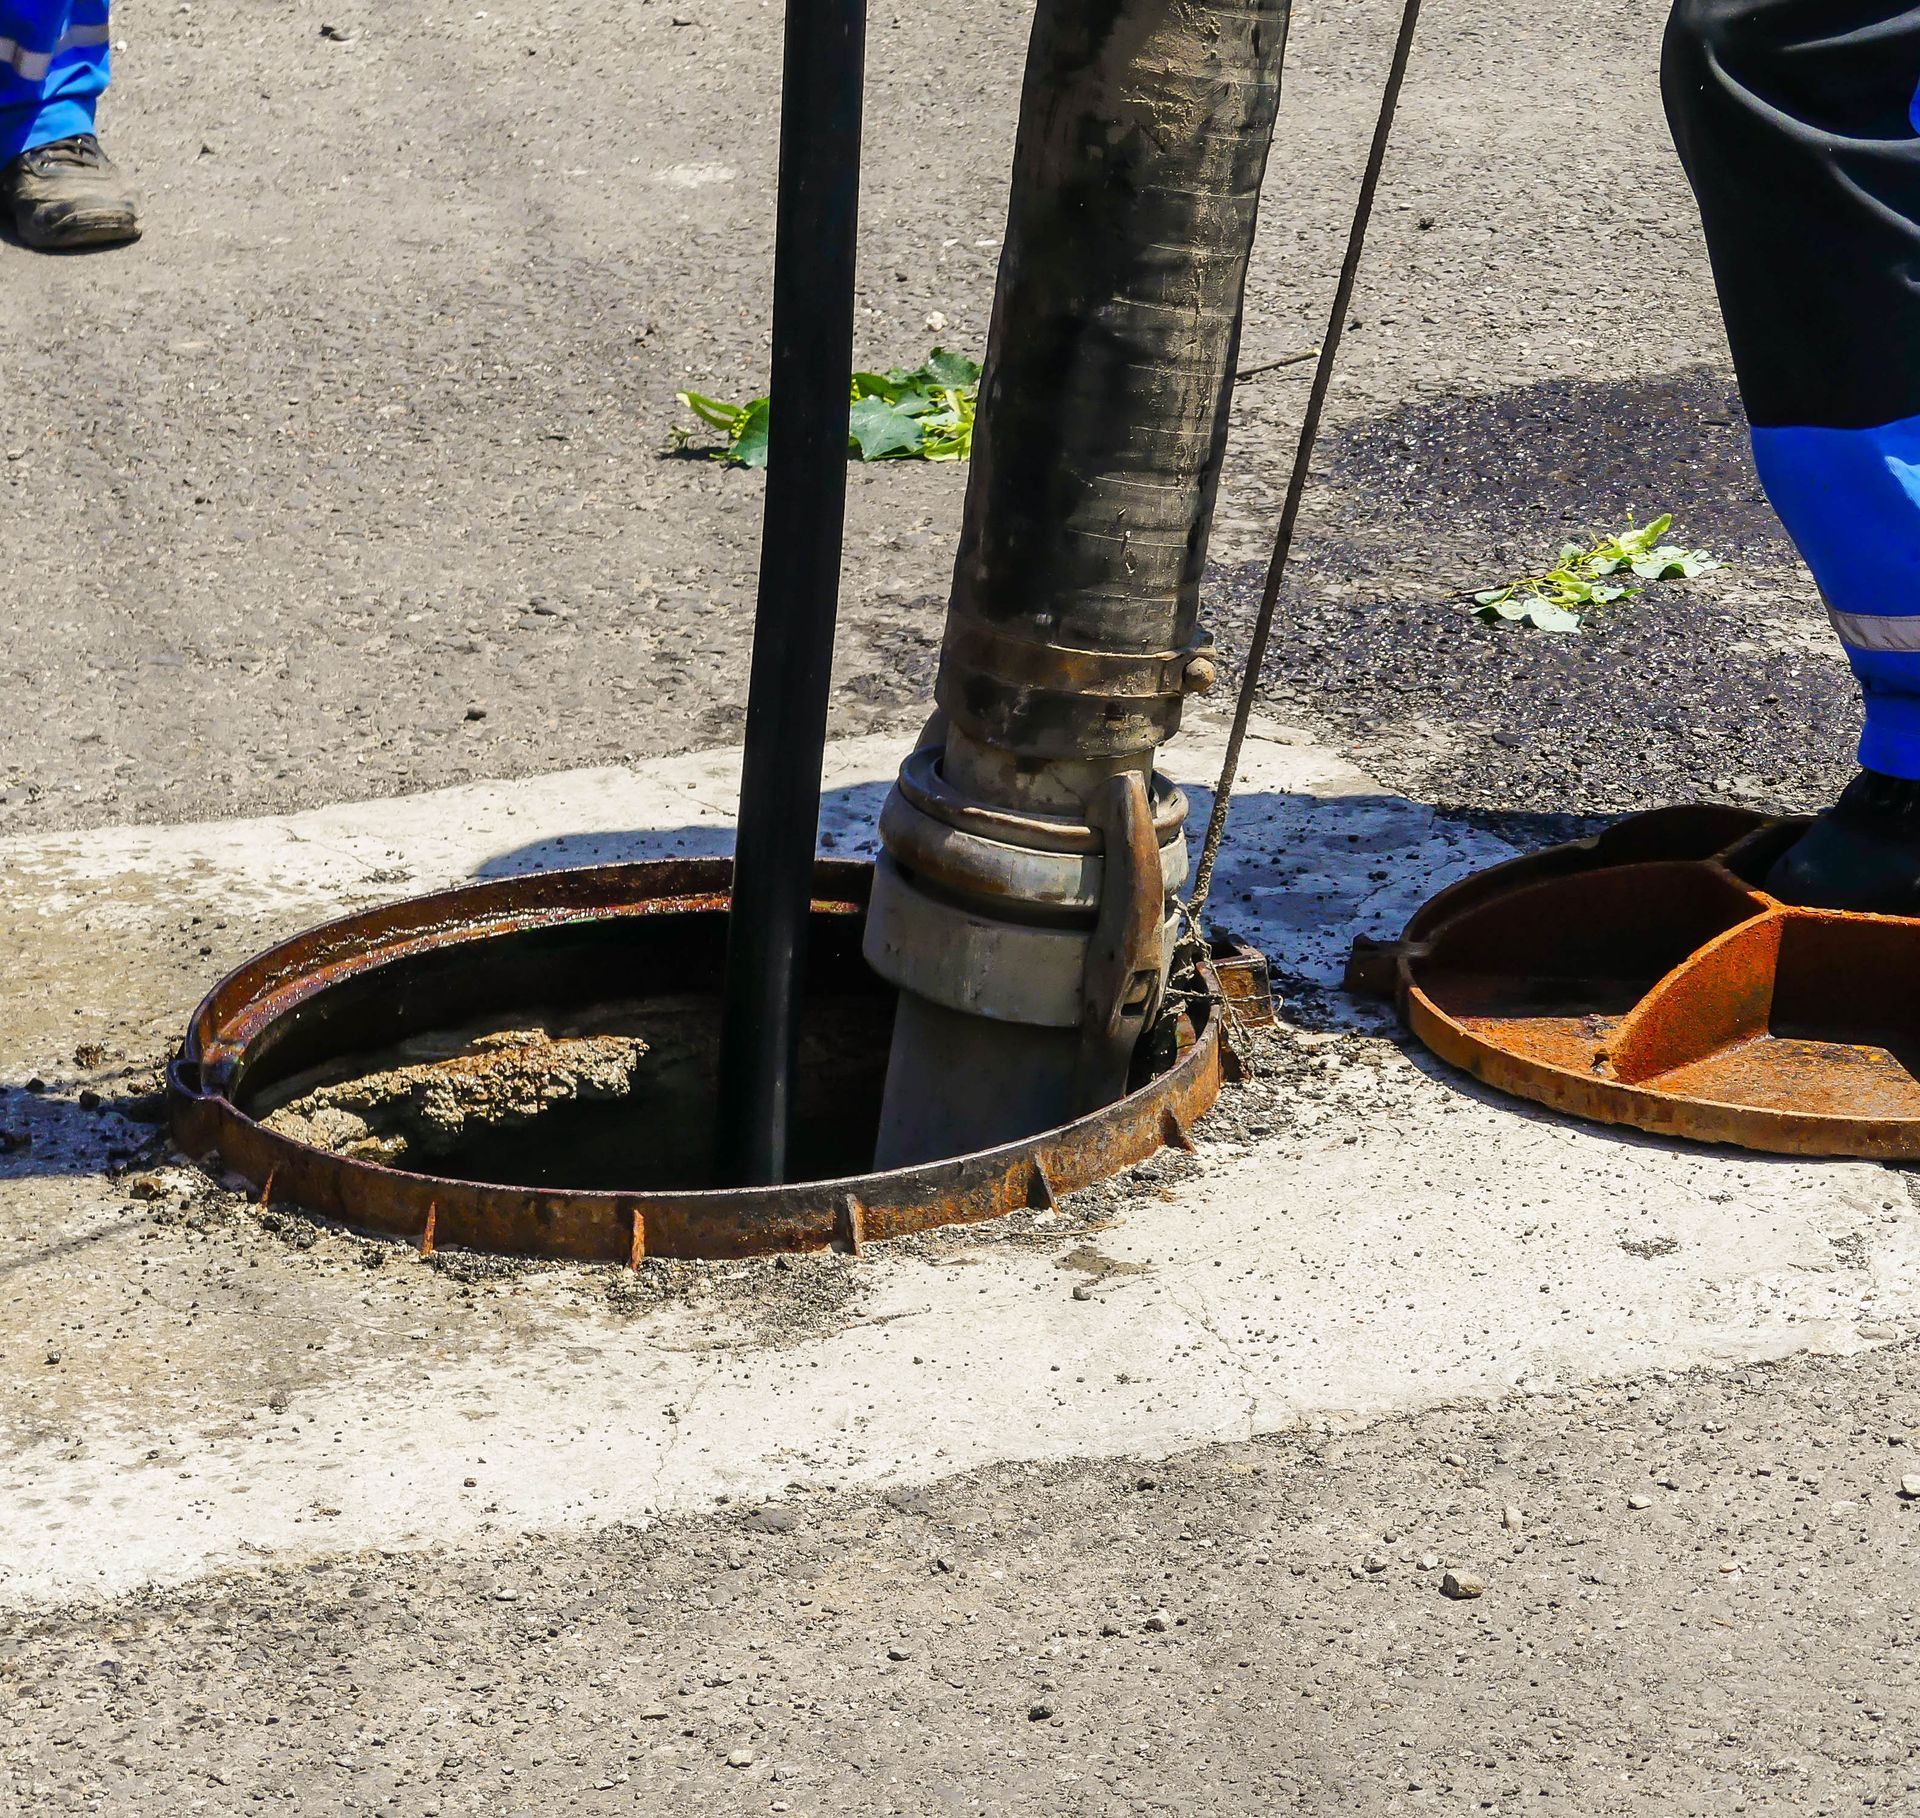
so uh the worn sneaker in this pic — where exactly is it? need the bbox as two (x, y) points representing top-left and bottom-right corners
(5, 134), (141, 249)
(1764, 767), (1920, 915)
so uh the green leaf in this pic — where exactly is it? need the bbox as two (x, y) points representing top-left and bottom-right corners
(918, 402), (973, 461)
(677, 388), (745, 434)
(852, 371), (938, 415)
(681, 345), (978, 468)
(924, 347), (982, 389)
(728, 396), (771, 469)
(1466, 511), (1720, 634)
(1525, 602), (1583, 632)
(848, 395), (925, 461)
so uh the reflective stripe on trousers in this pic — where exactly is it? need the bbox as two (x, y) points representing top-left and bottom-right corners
(0, 0), (111, 160)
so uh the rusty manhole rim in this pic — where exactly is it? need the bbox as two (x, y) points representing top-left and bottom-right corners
(1351, 802), (1920, 1158)
(168, 856), (1239, 1262)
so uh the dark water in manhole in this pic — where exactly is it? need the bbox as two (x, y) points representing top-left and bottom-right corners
(236, 908), (897, 1190)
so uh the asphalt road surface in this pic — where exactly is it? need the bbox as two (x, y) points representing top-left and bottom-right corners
(1, 0), (1804, 840)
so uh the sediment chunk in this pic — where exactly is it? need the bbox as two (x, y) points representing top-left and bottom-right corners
(262, 1030), (648, 1164)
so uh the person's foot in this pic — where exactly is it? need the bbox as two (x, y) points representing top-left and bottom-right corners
(1764, 767), (1920, 914)
(4, 135), (141, 249)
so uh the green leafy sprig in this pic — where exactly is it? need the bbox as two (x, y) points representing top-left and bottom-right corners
(1472, 514), (1721, 632)
(674, 348), (981, 469)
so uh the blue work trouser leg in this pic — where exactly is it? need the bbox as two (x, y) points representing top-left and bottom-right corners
(0, 0), (111, 163)
(1665, 1), (1920, 780)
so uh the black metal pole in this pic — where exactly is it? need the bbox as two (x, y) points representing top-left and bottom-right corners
(714, 0), (868, 1186)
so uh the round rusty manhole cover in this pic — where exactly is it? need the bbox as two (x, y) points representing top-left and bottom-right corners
(169, 858), (1239, 1261)
(1350, 803), (1920, 1158)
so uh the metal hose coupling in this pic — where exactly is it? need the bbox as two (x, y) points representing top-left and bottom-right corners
(864, 734), (1193, 1162)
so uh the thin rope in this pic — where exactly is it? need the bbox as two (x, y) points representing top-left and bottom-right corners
(1187, 0), (1426, 926)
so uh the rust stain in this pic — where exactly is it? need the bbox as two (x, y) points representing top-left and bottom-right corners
(838, 1192), (866, 1256)
(1159, 1105), (1196, 1152)
(1209, 930), (1277, 1027)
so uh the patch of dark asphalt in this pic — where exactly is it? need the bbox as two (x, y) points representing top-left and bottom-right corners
(838, 594), (945, 715)
(1208, 367), (1861, 827)
(724, 370), (1862, 844)
(1327, 364), (1785, 562)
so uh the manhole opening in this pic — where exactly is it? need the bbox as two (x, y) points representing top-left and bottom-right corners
(173, 859), (1235, 1259)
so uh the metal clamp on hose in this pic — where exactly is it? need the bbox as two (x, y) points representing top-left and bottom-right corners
(864, 748), (1190, 1029)
(1074, 772), (1170, 1110)
(935, 618), (1218, 760)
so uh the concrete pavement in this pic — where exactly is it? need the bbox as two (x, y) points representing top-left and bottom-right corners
(5, 720), (1914, 1612)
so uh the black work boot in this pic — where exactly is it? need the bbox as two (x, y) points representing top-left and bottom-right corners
(1764, 768), (1920, 914)
(4, 134), (141, 249)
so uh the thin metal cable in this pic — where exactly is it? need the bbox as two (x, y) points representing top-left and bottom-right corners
(1187, 0), (1426, 926)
